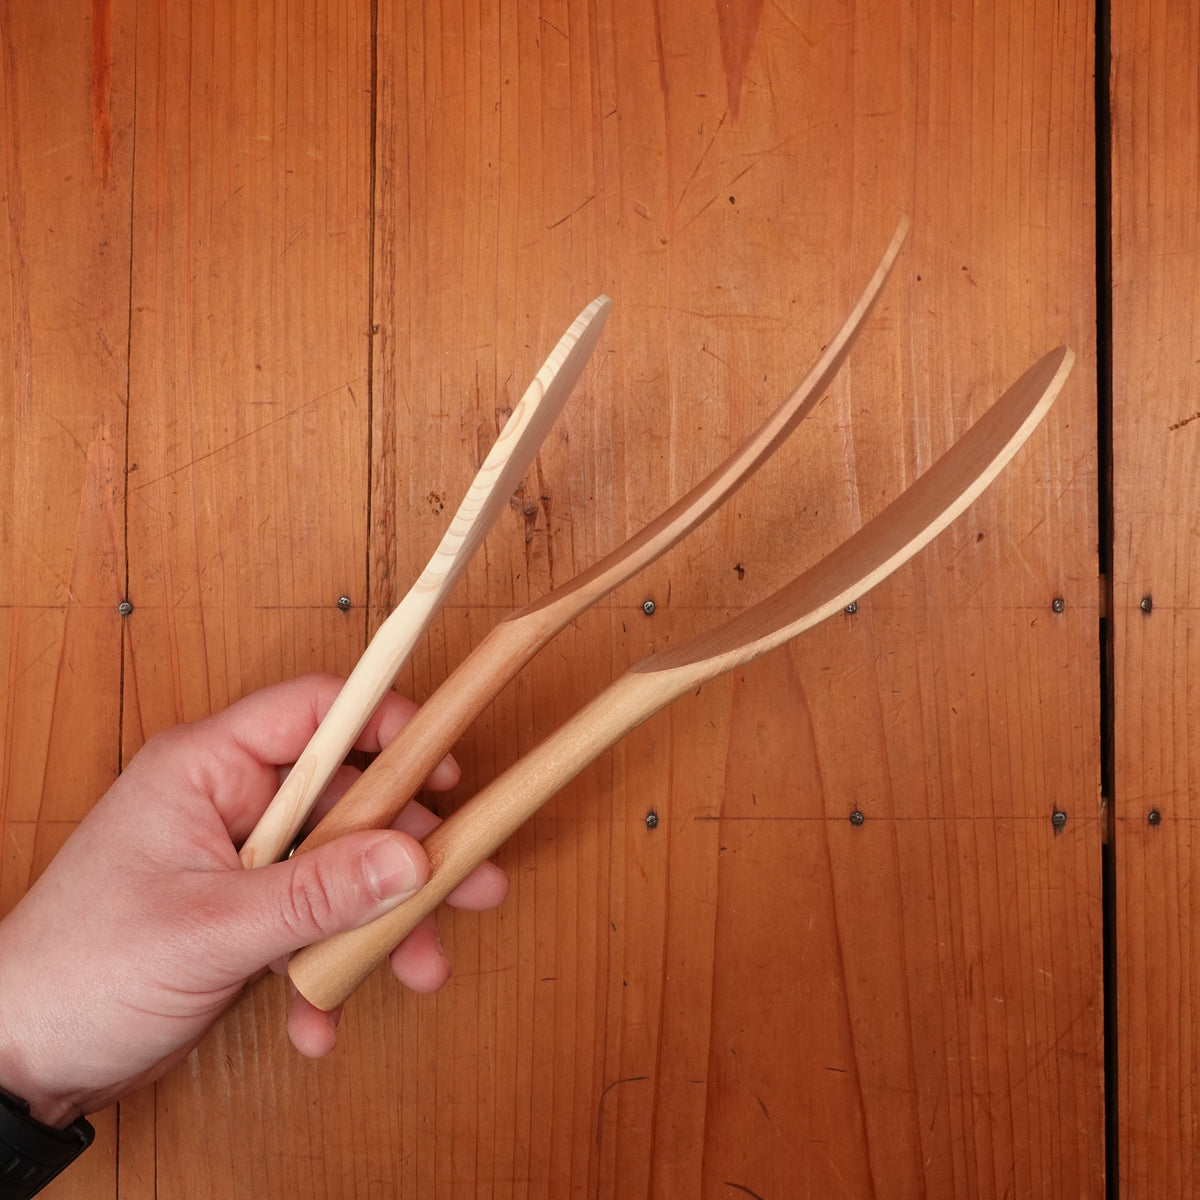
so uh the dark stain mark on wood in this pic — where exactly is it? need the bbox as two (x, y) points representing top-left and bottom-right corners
(91, 0), (113, 186)
(715, 0), (765, 123)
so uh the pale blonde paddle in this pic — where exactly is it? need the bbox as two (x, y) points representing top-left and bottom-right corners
(239, 296), (611, 868)
(295, 217), (910, 857)
(289, 344), (1075, 1011)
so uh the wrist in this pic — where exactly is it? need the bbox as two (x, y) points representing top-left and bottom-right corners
(0, 1034), (81, 1131)
(2, 1088), (80, 1133)
(0, 993), (95, 1197)
(0, 982), (83, 1131)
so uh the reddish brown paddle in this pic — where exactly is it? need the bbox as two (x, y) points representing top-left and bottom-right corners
(296, 217), (911, 858)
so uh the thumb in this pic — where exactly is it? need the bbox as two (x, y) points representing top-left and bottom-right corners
(215, 831), (429, 977)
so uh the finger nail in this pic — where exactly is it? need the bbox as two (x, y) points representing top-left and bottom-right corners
(363, 838), (421, 902)
(428, 752), (460, 791)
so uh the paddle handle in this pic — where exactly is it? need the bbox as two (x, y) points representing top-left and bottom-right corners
(295, 616), (551, 854)
(239, 589), (442, 868)
(287, 668), (689, 1010)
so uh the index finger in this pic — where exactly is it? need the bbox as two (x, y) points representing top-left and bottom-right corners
(212, 673), (424, 764)
(195, 674), (459, 839)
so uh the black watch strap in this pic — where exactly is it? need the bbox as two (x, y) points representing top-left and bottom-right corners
(0, 1089), (93, 1198)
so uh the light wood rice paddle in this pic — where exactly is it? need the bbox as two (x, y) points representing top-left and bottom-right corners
(239, 296), (611, 868)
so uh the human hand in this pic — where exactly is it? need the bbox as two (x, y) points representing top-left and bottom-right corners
(0, 674), (507, 1128)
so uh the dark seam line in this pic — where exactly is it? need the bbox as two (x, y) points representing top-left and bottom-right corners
(364, 0), (380, 648)
(1094, 0), (1118, 1194)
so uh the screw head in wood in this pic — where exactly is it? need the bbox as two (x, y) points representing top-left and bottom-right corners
(337, 595), (352, 612)
(849, 809), (865, 827)
(1052, 810), (1067, 831)
(1140, 595), (1153, 614)
(844, 600), (858, 615)
(1052, 597), (1065, 613)
(1148, 809), (1162, 826)
(642, 600), (656, 616)
(117, 600), (133, 616)
(645, 810), (659, 830)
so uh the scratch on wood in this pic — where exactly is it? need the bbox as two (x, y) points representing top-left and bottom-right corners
(594, 1075), (649, 1147)
(546, 191), (599, 229)
(675, 111), (729, 216)
(127, 386), (346, 492)
(1168, 411), (1200, 431)
(724, 1183), (767, 1200)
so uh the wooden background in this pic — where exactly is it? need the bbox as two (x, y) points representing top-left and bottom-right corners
(1, 0), (1184, 1195)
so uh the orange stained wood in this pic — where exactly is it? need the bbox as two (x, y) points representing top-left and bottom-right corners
(1110, 1), (1200, 1196)
(0, 0), (1115, 1197)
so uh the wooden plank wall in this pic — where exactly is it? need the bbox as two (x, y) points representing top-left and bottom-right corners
(0, 1), (1108, 1196)
(1111, 2), (1200, 1196)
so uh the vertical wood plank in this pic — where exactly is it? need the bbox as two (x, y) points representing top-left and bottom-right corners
(367, 1), (1101, 1196)
(1, 1), (1104, 1196)
(0, 2), (133, 1195)
(122, 0), (375, 1194)
(124, 0), (375, 743)
(0, 0), (130, 827)
(1111, 1), (1200, 1193)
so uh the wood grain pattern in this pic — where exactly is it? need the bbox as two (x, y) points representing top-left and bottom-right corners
(119, 0), (376, 1195)
(122, 0), (376, 741)
(0, 2), (132, 1193)
(1110, 2), (1200, 1194)
(366, 2), (1101, 1196)
(0, 1), (1106, 1197)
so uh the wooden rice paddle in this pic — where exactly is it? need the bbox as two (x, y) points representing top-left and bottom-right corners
(289, 344), (1075, 1011)
(239, 296), (611, 868)
(295, 217), (911, 856)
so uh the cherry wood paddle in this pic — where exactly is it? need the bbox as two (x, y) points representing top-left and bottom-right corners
(295, 217), (911, 857)
(239, 296), (611, 868)
(289, 344), (1075, 1011)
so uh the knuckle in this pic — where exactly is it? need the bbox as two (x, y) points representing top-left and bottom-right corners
(140, 724), (189, 762)
(279, 860), (344, 939)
